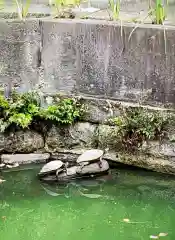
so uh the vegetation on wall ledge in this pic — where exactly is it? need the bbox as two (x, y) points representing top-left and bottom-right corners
(110, 107), (173, 152)
(0, 90), (84, 133)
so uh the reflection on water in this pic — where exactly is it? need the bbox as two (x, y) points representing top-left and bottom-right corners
(0, 165), (175, 240)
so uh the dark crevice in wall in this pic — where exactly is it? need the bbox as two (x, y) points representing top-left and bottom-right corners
(37, 19), (44, 68)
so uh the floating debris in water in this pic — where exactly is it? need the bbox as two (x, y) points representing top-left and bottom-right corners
(78, 189), (102, 199)
(159, 233), (168, 237)
(150, 235), (159, 239)
(79, 192), (102, 199)
(123, 218), (130, 223)
(122, 218), (148, 224)
(0, 179), (6, 184)
(149, 232), (168, 238)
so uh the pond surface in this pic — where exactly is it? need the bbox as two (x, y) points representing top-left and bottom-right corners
(0, 165), (175, 240)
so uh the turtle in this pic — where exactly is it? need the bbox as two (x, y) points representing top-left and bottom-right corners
(76, 149), (104, 169)
(38, 160), (64, 177)
(56, 162), (70, 177)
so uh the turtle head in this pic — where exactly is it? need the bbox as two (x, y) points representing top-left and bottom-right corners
(104, 148), (109, 154)
(63, 162), (69, 171)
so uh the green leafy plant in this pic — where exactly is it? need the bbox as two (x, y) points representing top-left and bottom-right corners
(0, 91), (84, 133)
(111, 107), (171, 152)
(38, 98), (83, 125)
(0, 91), (40, 131)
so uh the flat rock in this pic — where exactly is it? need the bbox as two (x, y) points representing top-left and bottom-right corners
(40, 175), (57, 182)
(76, 160), (109, 175)
(1, 153), (50, 165)
(57, 166), (78, 179)
(39, 160), (64, 176)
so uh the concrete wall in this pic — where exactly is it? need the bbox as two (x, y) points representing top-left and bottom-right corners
(0, 19), (175, 107)
(0, 20), (41, 93)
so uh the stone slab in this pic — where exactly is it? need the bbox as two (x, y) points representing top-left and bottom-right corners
(1, 153), (50, 164)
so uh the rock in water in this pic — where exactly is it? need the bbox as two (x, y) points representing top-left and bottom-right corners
(38, 160), (64, 176)
(57, 166), (78, 180)
(77, 149), (104, 164)
(76, 160), (109, 175)
(40, 175), (57, 182)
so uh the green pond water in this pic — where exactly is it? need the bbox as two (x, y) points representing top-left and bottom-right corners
(0, 165), (175, 240)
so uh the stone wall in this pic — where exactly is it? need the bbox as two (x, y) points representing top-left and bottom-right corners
(0, 100), (174, 175)
(0, 18), (175, 174)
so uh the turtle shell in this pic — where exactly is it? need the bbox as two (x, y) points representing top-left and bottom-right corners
(77, 149), (104, 164)
(38, 160), (64, 176)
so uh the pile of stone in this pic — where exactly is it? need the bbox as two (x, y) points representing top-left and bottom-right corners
(38, 149), (109, 182)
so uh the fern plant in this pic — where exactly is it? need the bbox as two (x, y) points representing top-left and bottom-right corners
(38, 98), (83, 125)
(0, 91), (84, 133)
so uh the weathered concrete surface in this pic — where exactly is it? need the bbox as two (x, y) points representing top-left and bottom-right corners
(46, 122), (97, 151)
(40, 20), (175, 106)
(0, 19), (175, 106)
(0, 130), (44, 153)
(1, 153), (50, 164)
(0, 20), (41, 92)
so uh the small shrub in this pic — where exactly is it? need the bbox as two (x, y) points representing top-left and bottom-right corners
(111, 107), (172, 152)
(38, 98), (84, 125)
(0, 91), (84, 133)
